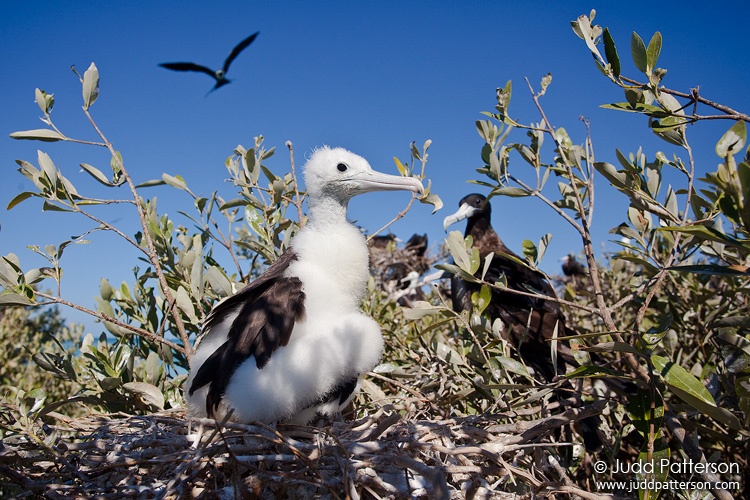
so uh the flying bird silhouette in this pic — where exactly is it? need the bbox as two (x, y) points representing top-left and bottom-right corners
(159, 32), (259, 94)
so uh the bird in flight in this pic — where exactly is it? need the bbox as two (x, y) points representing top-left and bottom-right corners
(159, 32), (259, 94)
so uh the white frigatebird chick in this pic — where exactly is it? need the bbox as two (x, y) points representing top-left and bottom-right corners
(187, 146), (423, 424)
(443, 193), (603, 451)
(159, 32), (259, 94)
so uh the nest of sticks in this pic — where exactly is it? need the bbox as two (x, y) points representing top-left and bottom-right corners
(0, 399), (609, 499)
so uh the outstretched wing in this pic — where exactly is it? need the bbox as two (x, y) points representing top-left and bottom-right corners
(159, 62), (217, 78)
(223, 32), (259, 73)
(189, 250), (306, 415)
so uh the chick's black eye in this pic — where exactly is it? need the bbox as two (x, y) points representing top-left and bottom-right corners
(337, 163), (348, 172)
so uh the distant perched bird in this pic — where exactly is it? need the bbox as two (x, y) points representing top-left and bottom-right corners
(443, 193), (602, 451)
(187, 146), (423, 424)
(368, 233), (430, 305)
(159, 32), (259, 94)
(562, 253), (587, 277)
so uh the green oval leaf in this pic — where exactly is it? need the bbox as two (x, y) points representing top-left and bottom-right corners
(602, 27), (620, 79)
(6, 191), (36, 210)
(10, 129), (65, 142)
(716, 121), (747, 158)
(646, 32), (662, 73)
(82, 62), (100, 109)
(651, 354), (714, 406)
(80, 163), (113, 186)
(631, 32), (647, 73)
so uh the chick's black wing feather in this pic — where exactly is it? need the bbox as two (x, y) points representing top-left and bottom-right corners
(159, 62), (217, 77)
(189, 251), (306, 415)
(223, 32), (259, 73)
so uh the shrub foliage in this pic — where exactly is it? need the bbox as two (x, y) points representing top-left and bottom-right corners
(1, 11), (748, 498)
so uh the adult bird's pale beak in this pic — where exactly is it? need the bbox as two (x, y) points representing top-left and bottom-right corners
(442, 203), (478, 231)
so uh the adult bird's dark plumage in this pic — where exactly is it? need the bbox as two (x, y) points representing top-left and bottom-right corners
(187, 146), (423, 424)
(443, 193), (603, 451)
(562, 253), (587, 277)
(159, 32), (259, 93)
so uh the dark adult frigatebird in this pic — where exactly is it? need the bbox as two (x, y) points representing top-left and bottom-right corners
(562, 253), (587, 278)
(443, 193), (603, 451)
(159, 32), (259, 94)
(187, 147), (423, 424)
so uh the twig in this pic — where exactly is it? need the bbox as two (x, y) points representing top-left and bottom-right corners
(35, 291), (184, 353)
(619, 76), (750, 123)
(82, 107), (192, 357)
(286, 141), (306, 225)
(366, 193), (417, 243)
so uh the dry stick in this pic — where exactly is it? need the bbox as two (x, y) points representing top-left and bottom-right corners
(619, 76), (750, 124)
(582, 116), (596, 228)
(366, 193), (417, 243)
(82, 107), (191, 358)
(524, 77), (650, 381)
(663, 411), (734, 500)
(34, 291), (184, 352)
(286, 141), (306, 225)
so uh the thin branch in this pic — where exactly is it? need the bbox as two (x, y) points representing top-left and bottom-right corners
(366, 193), (417, 243)
(524, 77), (650, 382)
(82, 107), (192, 357)
(35, 291), (186, 354)
(620, 76), (750, 123)
(286, 141), (305, 225)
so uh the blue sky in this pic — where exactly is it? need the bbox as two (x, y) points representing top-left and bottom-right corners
(2, 1), (748, 330)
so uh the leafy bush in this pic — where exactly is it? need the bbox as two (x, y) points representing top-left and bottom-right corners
(1, 11), (748, 498)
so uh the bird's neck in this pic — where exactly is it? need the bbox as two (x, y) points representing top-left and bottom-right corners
(307, 196), (350, 230)
(466, 219), (514, 258)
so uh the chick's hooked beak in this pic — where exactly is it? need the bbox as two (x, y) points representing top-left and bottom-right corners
(349, 169), (424, 197)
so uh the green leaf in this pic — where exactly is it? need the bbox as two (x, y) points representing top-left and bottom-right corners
(10, 129), (65, 142)
(0, 293), (34, 306)
(631, 31), (648, 73)
(6, 191), (36, 210)
(600, 102), (665, 115)
(402, 301), (447, 319)
(602, 28), (620, 79)
(636, 442), (670, 496)
(122, 381), (165, 410)
(716, 121), (747, 158)
(667, 264), (750, 276)
(80, 163), (113, 186)
(627, 389), (664, 438)
(162, 173), (188, 190)
(419, 193), (443, 214)
(35, 88), (54, 114)
(538, 73), (552, 96)
(205, 266), (233, 297)
(134, 179), (166, 188)
(651, 354), (714, 406)
(42, 201), (73, 212)
(446, 231), (473, 274)
(82, 62), (100, 109)
(521, 240), (537, 263)
(393, 157), (407, 176)
(646, 32), (662, 74)
(659, 224), (747, 250)
(492, 187), (529, 197)
(593, 161), (628, 189)
(585, 341), (642, 356)
(174, 286), (198, 323)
